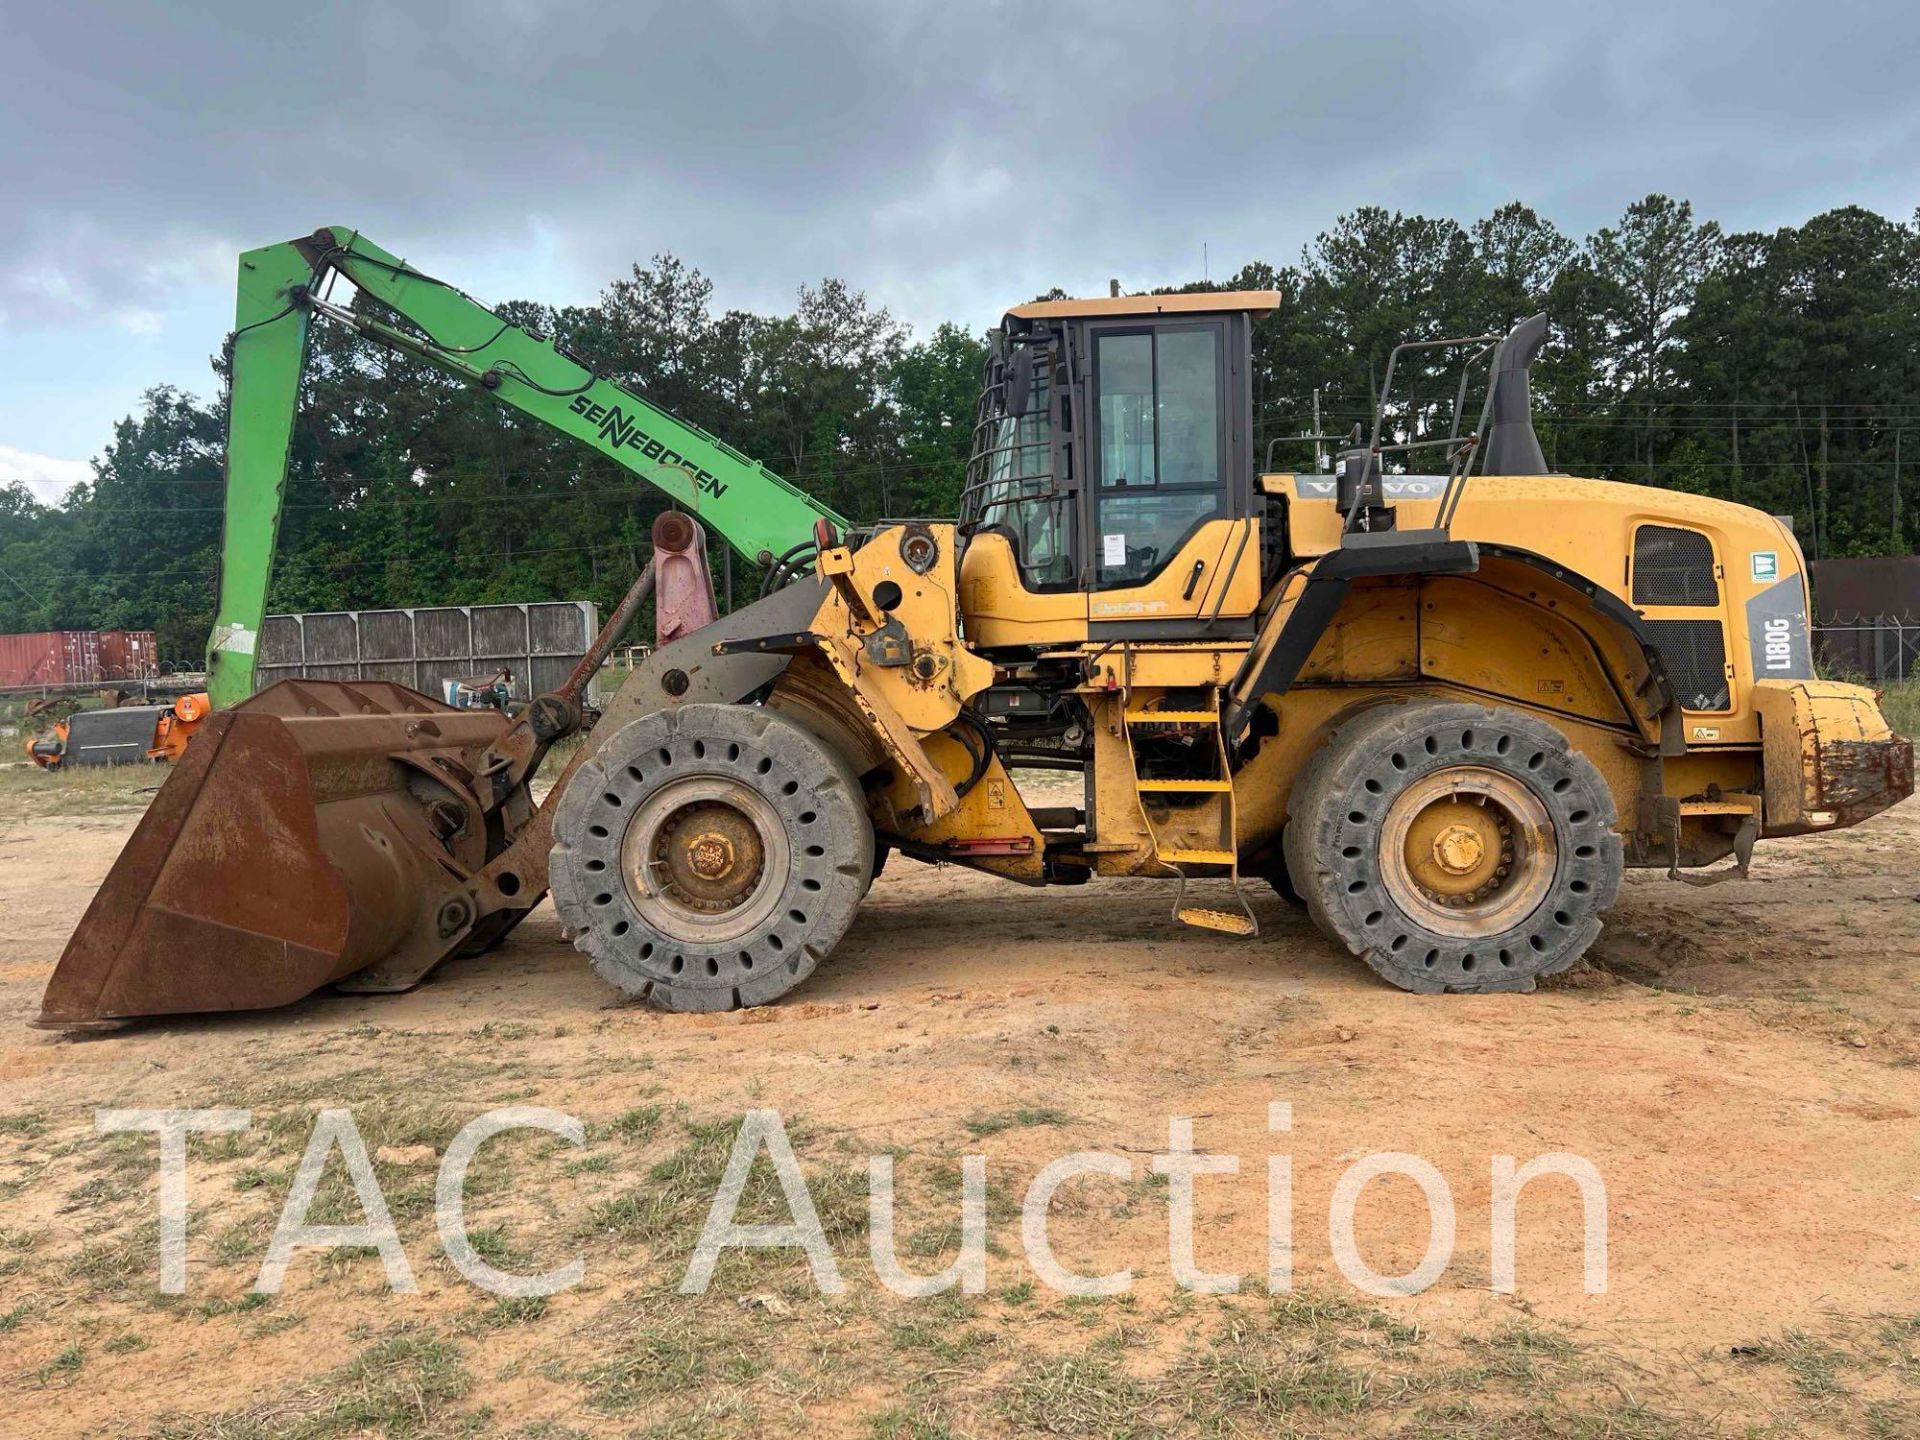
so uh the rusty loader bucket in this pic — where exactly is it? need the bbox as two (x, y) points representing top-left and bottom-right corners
(35, 545), (670, 1030)
(35, 679), (531, 1028)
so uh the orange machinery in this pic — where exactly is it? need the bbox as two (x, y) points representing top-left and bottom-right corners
(23, 692), (210, 770)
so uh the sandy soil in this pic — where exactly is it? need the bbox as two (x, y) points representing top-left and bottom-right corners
(0, 775), (1917, 1437)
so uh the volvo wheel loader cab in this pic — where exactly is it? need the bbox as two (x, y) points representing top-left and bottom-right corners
(36, 229), (1914, 1028)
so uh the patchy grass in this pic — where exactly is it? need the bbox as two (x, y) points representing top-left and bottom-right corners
(151, 1326), (471, 1438)
(1732, 1326), (1854, 1399)
(479, 1295), (549, 1328)
(605, 1104), (665, 1144)
(867, 1408), (954, 1440)
(999, 1351), (1151, 1436)
(1187, 1332), (1378, 1422)
(22, 1069), (1920, 1439)
(964, 1107), (1072, 1138)
(579, 1113), (867, 1272)
(1878, 677), (1920, 737)
(1460, 1320), (1583, 1386)
(0, 1110), (49, 1138)
(37, 1343), (86, 1387)
(197, 1292), (273, 1322)
(886, 1306), (998, 1364)
(0, 758), (163, 817)
(66, 1219), (162, 1300)
(579, 1312), (717, 1415)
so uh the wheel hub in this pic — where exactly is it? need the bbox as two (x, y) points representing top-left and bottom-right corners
(1430, 823), (1486, 876)
(653, 801), (765, 912)
(1379, 767), (1554, 937)
(619, 777), (789, 943)
(690, 834), (734, 880)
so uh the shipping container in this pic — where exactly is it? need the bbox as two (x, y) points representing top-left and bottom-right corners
(97, 629), (160, 680)
(0, 630), (102, 691)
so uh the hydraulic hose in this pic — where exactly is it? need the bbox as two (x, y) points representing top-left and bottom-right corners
(758, 541), (820, 599)
(950, 709), (996, 799)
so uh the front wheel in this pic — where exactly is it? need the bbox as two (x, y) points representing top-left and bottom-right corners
(1283, 700), (1623, 994)
(550, 704), (874, 1012)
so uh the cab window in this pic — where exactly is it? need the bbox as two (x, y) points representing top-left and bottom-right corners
(1092, 325), (1225, 588)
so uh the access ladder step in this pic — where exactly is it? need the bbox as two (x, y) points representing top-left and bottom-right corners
(1137, 778), (1233, 793)
(1159, 847), (1236, 866)
(1124, 710), (1219, 724)
(1175, 905), (1258, 936)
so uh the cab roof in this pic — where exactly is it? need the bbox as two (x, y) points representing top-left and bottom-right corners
(1005, 289), (1281, 323)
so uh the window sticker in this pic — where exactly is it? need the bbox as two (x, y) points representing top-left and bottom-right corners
(1102, 533), (1127, 566)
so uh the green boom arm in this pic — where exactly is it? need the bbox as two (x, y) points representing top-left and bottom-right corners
(207, 226), (845, 708)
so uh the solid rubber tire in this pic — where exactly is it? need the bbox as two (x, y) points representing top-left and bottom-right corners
(1282, 699), (1622, 994)
(550, 703), (873, 1012)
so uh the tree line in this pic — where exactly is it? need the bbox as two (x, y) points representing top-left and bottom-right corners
(2, 195), (1916, 664)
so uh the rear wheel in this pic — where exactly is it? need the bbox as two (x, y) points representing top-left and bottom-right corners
(551, 703), (873, 1012)
(1283, 700), (1622, 993)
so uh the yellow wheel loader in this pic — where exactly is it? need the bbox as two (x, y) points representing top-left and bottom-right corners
(35, 229), (1913, 1027)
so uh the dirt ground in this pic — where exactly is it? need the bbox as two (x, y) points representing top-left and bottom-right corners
(1, 766), (1917, 1438)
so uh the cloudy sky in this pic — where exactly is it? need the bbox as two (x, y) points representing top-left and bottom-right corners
(3, 0), (1916, 502)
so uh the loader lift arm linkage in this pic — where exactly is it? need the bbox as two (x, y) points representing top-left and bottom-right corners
(208, 226), (845, 708)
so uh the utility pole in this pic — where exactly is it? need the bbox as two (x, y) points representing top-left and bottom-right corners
(1896, 428), (1904, 549)
(1312, 388), (1324, 472)
(1818, 403), (1831, 555)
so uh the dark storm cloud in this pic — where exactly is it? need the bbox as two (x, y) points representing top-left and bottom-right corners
(3, 0), (1919, 342)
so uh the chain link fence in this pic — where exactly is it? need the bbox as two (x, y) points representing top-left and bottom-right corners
(1813, 616), (1920, 683)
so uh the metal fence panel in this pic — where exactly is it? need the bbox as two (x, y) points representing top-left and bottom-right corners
(258, 602), (601, 704)
(358, 610), (415, 661)
(415, 608), (471, 661)
(361, 660), (420, 687)
(259, 615), (304, 668)
(1813, 618), (1919, 683)
(530, 602), (592, 655)
(472, 606), (530, 657)
(303, 613), (359, 667)
(528, 654), (581, 695)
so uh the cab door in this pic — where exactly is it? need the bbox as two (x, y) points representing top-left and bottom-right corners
(1079, 316), (1260, 636)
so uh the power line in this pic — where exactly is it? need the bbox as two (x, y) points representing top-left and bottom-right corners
(8, 534), (679, 586)
(0, 562), (47, 607)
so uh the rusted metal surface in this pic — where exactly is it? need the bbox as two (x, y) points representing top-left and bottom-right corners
(652, 510), (719, 645)
(35, 680), (514, 1028)
(1812, 735), (1915, 824)
(1753, 678), (1914, 836)
(96, 629), (159, 679)
(39, 547), (692, 1028)
(346, 560), (660, 991)
(0, 630), (101, 690)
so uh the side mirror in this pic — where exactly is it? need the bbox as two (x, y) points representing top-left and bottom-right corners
(1006, 347), (1036, 417)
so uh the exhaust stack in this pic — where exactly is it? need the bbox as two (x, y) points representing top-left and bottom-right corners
(1480, 313), (1549, 476)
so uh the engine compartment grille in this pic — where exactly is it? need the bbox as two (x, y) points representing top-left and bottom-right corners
(1633, 525), (1719, 607)
(1647, 618), (1730, 711)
